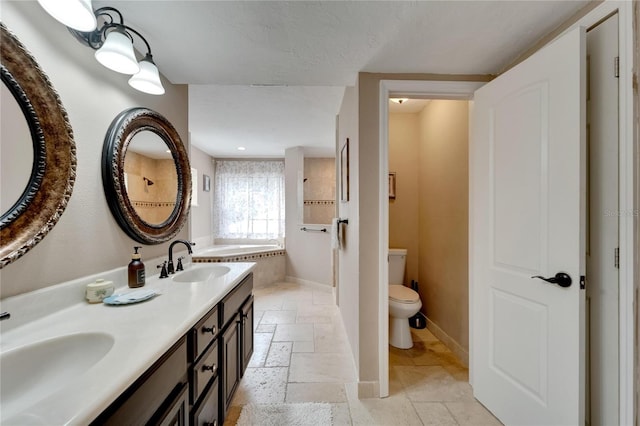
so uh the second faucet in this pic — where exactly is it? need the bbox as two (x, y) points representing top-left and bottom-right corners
(167, 240), (195, 275)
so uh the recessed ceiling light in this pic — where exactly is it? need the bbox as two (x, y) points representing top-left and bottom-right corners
(237, 147), (246, 151)
(390, 98), (409, 104)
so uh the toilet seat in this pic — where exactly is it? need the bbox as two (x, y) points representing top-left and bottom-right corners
(389, 285), (419, 304)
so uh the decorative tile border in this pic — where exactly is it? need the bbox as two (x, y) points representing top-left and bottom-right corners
(131, 200), (176, 208)
(303, 200), (335, 206)
(193, 249), (286, 263)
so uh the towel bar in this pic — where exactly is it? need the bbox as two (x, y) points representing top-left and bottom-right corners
(300, 227), (327, 233)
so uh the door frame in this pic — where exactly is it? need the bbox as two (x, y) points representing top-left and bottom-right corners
(376, 3), (635, 423)
(378, 79), (484, 398)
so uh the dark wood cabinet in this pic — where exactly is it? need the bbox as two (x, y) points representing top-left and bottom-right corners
(92, 272), (253, 426)
(219, 273), (253, 423)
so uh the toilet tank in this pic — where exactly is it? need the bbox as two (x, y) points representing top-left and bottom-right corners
(388, 248), (407, 285)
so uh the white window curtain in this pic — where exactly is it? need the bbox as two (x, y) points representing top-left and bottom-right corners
(213, 160), (285, 240)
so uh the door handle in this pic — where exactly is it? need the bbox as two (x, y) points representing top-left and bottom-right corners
(531, 272), (572, 288)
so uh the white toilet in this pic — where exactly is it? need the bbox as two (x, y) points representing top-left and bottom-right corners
(388, 248), (422, 349)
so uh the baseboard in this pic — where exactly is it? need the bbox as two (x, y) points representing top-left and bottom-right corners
(425, 318), (469, 367)
(357, 381), (379, 399)
(284, 276), (332, 290)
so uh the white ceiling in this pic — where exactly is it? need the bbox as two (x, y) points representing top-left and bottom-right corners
(94, 0), (591, 158)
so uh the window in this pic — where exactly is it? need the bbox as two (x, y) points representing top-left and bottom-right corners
(213, 160), (285, 240)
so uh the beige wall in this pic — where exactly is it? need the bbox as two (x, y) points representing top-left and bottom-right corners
(388, 113), (420, 284)
(189, 145), (215, 247)
(336, 85), (360, 374)
(417, 101), (469, 353)
(0, 2), (189, 298)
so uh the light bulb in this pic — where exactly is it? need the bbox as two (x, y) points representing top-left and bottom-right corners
(37, 0), (97, 32)
(128, 55), (165, 95)
(95, 28), (139, 74)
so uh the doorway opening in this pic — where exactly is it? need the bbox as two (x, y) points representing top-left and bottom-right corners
(377, 79), (483, 400)
(387, 97), (470, 365)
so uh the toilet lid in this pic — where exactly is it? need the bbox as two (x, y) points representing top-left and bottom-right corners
(389, 285), (420, 304)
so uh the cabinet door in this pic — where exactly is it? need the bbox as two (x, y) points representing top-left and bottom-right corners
(221, 316), (240, 416)
(191, 377), (219, 426)
(157, 383), (188, 426)
(240, 296), (254, 376)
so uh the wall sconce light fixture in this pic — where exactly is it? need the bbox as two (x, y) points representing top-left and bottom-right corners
(37, 0), (165, 95)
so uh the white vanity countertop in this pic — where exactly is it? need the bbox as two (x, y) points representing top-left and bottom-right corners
(0, 262), (255, 425)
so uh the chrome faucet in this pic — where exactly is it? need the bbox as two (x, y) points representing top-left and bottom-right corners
(0, 312), (10, 321)
(167, 240), (195, 275)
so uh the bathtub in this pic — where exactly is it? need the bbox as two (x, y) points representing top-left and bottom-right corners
(192, 244), (285, 287)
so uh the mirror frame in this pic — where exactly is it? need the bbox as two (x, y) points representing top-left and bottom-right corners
(102, 107), (191, 244)
(0, 23), (77, 268)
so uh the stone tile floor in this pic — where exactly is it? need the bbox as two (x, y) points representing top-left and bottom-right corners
(224, 281), (501, 425)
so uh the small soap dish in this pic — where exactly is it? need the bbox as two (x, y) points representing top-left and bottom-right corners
(103, 289), (158, 305)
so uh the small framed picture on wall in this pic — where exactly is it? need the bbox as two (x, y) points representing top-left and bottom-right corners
(203, 174), (211, 192)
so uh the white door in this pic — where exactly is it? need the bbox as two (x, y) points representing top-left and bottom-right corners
(471, 27), (586, 426)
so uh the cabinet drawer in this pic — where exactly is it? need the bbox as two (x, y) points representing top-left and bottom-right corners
(190, 305), (219, 362)
(221, 273), (253, 327)
(191, 340), (219, 404)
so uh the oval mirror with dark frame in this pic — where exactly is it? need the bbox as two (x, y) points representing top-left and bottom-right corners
(102, 107), (191, 244)
(0, 23), (77, 268)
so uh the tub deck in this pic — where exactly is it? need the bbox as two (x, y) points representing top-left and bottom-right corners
(192, 245), (285, 287)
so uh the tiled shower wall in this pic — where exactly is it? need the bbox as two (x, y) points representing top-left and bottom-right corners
(303, 157), (336, 224)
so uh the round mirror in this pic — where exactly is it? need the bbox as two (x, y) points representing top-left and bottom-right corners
(0, 23), (76, 268)
(102, 107), (191, 244)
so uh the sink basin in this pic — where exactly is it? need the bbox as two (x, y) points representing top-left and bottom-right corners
(172, 265), (230, 283)
(0, 332), (114, 420)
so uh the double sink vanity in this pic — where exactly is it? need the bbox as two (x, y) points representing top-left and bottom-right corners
(0, 262), (255, 425)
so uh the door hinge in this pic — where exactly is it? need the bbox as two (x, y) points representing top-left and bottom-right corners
(614, 56), (619, 78)
(580, 275), (586, 290)
(614, 247), (619, 268)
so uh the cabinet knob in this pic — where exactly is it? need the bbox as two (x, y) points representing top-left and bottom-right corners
(202, 325), (216, 335)
(202, 364), (217, 375)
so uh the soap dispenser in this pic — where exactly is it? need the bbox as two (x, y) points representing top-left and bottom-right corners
(128, 246), (146, 288)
